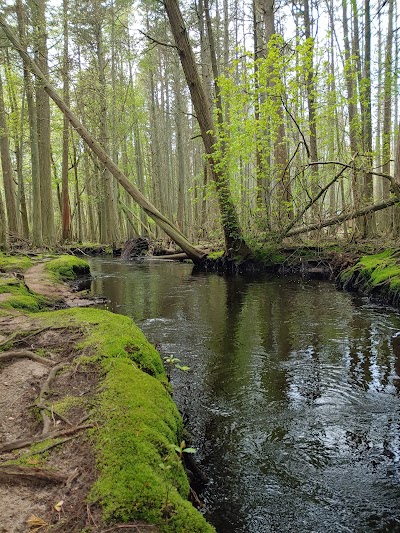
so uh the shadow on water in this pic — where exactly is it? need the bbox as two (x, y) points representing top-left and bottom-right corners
(89, 258), (400, 533)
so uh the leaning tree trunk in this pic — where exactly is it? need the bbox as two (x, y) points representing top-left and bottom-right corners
(163, 0), (251, 257)
(0, 16), (205, 264)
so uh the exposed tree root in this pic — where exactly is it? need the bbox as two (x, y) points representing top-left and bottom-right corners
(0, 349), (54, 365)
(38, 362), (69, 434)
(0, 465), (68, 484)
(36, 402), (73, 427)
(0, 424), (93, 453)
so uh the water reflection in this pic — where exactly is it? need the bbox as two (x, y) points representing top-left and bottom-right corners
(89, 259), (400, 532)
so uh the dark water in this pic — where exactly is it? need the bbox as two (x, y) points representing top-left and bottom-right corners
(89, 258), (400, 533)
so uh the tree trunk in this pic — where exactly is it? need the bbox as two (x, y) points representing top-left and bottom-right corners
(16, 0), (41, 245)
(303, 0), (319, 215)
(359, 0), (376, 235)
(382, 0), (394, 230)
(0, 69), (19, 238)
(164, 0), (250, 257)
(61, 0), (71, 241)
(32, 0), (55, 244)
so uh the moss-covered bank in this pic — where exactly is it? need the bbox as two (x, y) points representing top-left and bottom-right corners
(42, 308), (213, 532)
(0, 254), (214, 532)
(338, 249), (400, 307)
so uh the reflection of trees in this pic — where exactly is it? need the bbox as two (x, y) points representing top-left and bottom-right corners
(204, 274), (250, 398)
(258, 280), (291, 403)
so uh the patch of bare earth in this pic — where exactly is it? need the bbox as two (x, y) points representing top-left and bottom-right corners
(0, 317), (99, 532)
(24, 264), (96, 308)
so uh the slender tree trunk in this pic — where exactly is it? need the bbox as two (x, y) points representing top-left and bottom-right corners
(303, 0), (319, 213)
(95, 22), (120, 244)
(362, 0), (376, 235)
(32, 0), (55, 244)
(61, 0), (71, 241)
(16, 93), (30, 239)
(173, 58), (186, 232)
(17, 0), (41, 245)
(382, 0), (394, 230)
(0, 69), (19, 238)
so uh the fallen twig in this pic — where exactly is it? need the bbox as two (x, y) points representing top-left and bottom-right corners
(0, 424), (93, 453)
(0, 465), (68, 484)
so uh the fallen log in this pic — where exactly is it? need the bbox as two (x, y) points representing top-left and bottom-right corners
(0, 465), (68, 484)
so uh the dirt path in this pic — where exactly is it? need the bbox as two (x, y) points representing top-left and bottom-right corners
(24, 263), (95, 308)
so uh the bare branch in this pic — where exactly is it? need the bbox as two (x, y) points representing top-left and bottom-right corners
(278, 162), (350, 240)
(138, 30), (177, 50)
(285, 196), (400, 238)
(281, 98), (310, 159)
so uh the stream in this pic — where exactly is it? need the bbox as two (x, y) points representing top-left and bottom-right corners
(89, 257), (400, 532)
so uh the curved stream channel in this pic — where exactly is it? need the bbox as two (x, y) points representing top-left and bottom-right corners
(89, 258), (400, 532)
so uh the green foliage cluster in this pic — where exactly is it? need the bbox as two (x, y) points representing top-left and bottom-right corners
(207, 250), (224, 260)
(45, 255), (90, 282)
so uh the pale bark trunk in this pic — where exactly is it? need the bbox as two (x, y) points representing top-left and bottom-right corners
(0, 69), (19, 238)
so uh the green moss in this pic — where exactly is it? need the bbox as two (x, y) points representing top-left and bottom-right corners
(0, 253), (32, 272)
(38, 308), (211, 530)
(90, 358), (212, 532)
(52, 395), (86, 415)
(40, 308), (166, 382)
(340, 249), (400, 304)
(0, 277), (47, 312)
(3, 294), (40, 312)
(36, 307), (213, 532)
(45, 255), (90, 282)
(207, 250), (224, 260)
(3, 438), (60, 467)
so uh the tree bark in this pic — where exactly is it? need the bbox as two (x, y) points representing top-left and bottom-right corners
(0, 69), (19, 238)
(16, 0), (41, 245)
(61, 0), (71, 241)
(164, 0), (251, 257)
(32, 0), (55, 244)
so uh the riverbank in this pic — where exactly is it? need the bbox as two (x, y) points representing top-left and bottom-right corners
(0, 254), (213, 532)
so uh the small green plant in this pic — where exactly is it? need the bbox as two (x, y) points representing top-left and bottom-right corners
(163, 355), (190, 378)
(174, 440), (196, 460)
